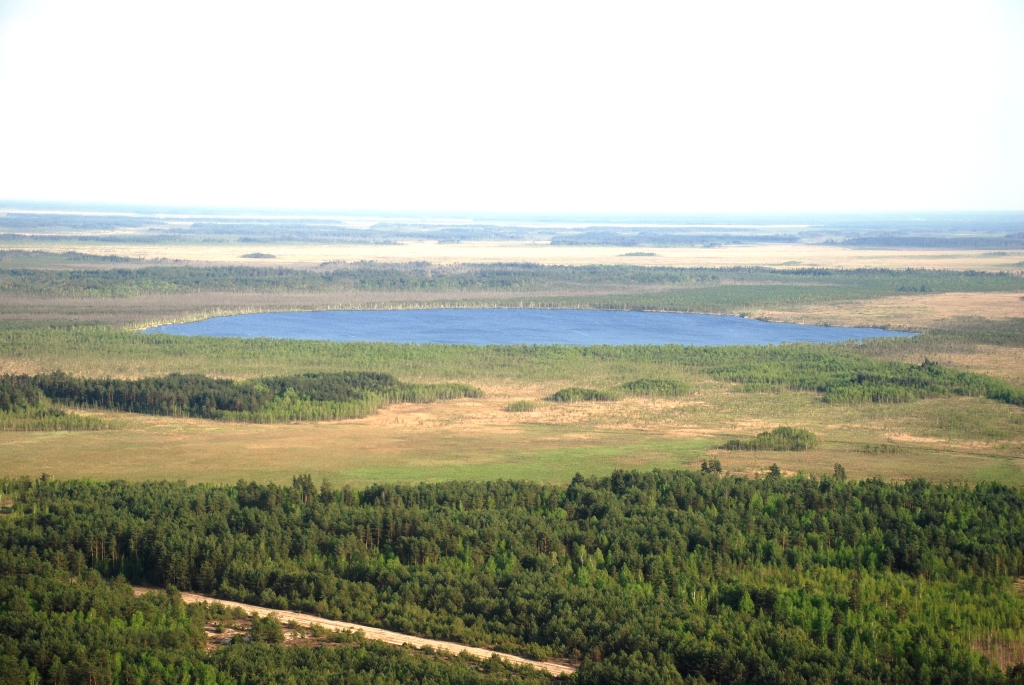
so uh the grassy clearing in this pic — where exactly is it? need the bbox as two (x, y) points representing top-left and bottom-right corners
(0, 416), (710, 486)
(753, 292), (1024, 330)
(0, 377), (1020, 486)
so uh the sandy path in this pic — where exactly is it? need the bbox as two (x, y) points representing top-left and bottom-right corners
(136, 588), (576, 677)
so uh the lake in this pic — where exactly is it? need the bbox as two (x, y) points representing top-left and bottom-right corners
(144, 309), (914, 346)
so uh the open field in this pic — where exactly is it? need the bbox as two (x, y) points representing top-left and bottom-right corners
(5, 239), (1024, 271)
(2, 372), (1021, 486)
(755, 291), (1024, 329)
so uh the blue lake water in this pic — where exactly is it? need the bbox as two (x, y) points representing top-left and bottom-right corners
(144, 309), (914, 346)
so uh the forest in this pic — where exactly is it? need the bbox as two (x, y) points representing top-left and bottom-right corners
(2, 471), (1024, 683)
(0, 550), (550, 684)
(841, 234), (1024, 250)
(0, 371), (481, 424)
(0, 264), (1019, 299)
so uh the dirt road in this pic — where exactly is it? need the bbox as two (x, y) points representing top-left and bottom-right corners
(135, 588), (576, 677)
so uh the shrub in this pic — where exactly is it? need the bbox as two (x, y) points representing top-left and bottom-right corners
(860, 443), (906, 454)
(249, 613), (285, 644)
(722, 426), (820, 451)
(548, 387), (620, 402)
(506, 400), (536, 412)
(700, 459), (723, 473)
(619, 378), (689, 397)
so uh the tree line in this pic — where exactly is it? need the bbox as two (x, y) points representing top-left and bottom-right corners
(1, 263), (1019, 298)
(0, 371), (481, 423)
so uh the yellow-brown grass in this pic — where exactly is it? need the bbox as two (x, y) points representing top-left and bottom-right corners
(9, 240), (1024, 271)
(2, 380), (1020, 486)
(753, 292), (1023, 330)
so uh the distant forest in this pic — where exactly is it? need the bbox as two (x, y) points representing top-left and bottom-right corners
(1, 210), (1022, 247)
(840, 233), (1024, 249)
(0, 263), (1020, 299)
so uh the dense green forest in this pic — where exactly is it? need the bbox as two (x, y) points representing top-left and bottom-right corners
(2, 472), (1024, 683)
(0, 549), (550, 684)
(0, 371), (480, 424)
(0, 264), (1019, 299)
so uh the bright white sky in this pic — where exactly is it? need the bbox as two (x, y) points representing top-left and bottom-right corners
(0, 1), (1022, 214)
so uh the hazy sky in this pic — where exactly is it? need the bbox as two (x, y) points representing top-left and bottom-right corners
(0, 1), (1022, 213)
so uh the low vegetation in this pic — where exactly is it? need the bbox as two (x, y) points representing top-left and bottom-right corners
(722, 426), (821, 451)
(549, 387), (621, 402)
(505, 400), (536, 412)
(549, 379), (690, 403)
(2, 471), (1024, 683)
(618, 378), (689, 397)
(0, 403), (111, 431)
